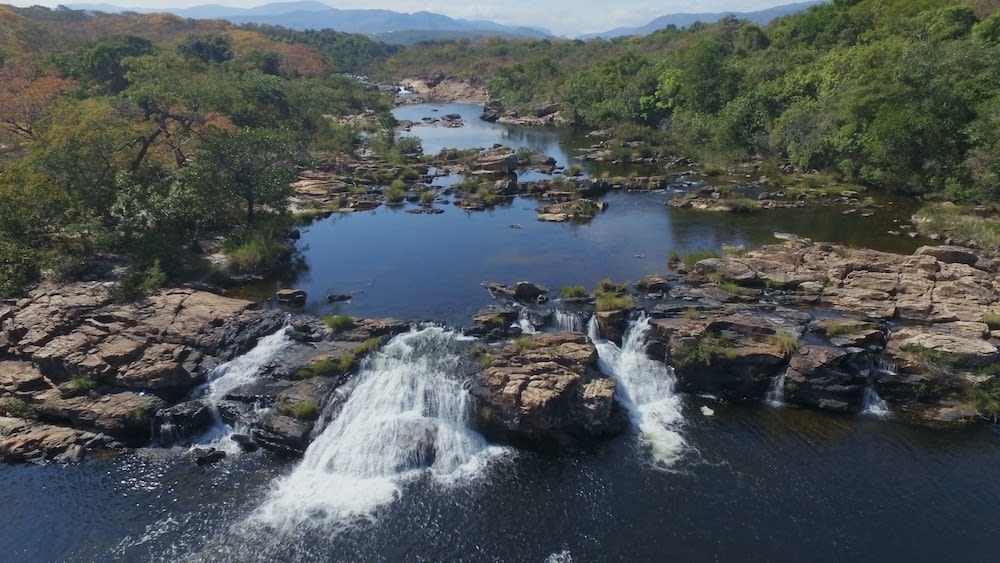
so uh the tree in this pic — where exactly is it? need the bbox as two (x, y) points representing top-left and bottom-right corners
(187, 128), (302, 225)
(0, 60), (74, 142)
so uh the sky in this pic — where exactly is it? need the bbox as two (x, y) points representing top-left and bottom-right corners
(9, 1), (802, 36)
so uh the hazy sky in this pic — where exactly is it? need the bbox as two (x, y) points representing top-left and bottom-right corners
(11, 1), (802, 35)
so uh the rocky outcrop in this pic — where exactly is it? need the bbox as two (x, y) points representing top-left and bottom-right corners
(472, 332), (625, 446)
(651, 310), (804, 400)
(0, 282), (285, 463)
(0, 417), (116, 464)
(784, 345), (870, 412)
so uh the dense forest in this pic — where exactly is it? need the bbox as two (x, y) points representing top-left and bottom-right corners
(0, 4), (399, 298)
(391, 0), (1000, 202)
(2, 0), (1000, 298)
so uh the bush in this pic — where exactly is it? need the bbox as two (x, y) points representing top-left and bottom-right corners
(0, 397), (36, 419)
(822, 320), (862, 337)
(595, 293), (634, 311)
(672, 335), (735, 368)
(682, 249), (720, 269)
(769, 332), (801, 356)
(561, 285), (587, 298)
(475, 187), (498, 205)
(728, 198), (761, 214)
(513, 336), (536, 353)
(420, 190), (436, 205)
(385, 179), (406, 204)
(70, 374), (96, 393)
(0, 241), (38, 298)
(323, 314), (355, 331)
(982, 312), (1000, 330)
(280, 399), (318, 420)
(226, 231), (290, 273)
(112, 259), (168, 303)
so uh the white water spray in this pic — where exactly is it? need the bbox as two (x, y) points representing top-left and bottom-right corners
(190, 326), (293, 452)
(767, 368), (788, 407)
(247, 326), (509, 532)
(589, 315), (686, 467)
(554, 308), (583, 332)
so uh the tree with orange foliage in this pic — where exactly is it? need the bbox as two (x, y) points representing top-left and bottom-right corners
(0, 60), (74, 142)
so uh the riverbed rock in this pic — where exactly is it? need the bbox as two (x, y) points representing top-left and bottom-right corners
(0, 282), (285, 461)
(783, 345), (870, 412)
(472, 332), (625, 446)
(914, 245), (980, 266)
(154, 400), (214, 446)
(0, 416), (114, 464)
(635, 275), (670, 293)
(191, 447), (226, 466)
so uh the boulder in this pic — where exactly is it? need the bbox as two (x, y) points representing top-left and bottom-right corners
(472, 332), (625, 446)
(915, 245), (979, 266)
(154, 400), (214, 446)
(635, 275), (670, 293)
(191, 447), (226, 466)
(275, 289), (307, 304)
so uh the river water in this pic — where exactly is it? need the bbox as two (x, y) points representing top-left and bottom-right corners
(2, 103), (997, 562)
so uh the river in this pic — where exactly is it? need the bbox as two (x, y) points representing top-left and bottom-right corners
(1, 103), (996, 562)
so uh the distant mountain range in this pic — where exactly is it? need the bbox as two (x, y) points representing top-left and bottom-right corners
(67, 1), (823, 43)
(67, 1), (552, 42)
(579, 1), (826, 40)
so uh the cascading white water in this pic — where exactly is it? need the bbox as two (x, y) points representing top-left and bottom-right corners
(190, 326), (293, 451)
(246, 326), (509, 532)
(554, 308), (583, 332)
(588, 315), (686, 467)
(767, 368), (788, 406)
(517, 308), (538, 335)
(863, 357), (894, 418)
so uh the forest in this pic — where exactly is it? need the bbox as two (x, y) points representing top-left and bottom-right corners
(2, 0), (1000, 297)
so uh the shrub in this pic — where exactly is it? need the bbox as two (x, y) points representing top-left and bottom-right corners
(385, 180), (406, 204)
(323, 314), (355, 331)
(682, 249), (721, 269)
(0, 397), (36, 419)
(822, 320), (862, 337)
(982, 312), (1000, 330)
(561, 285), (587, 298)
(513, 336), (536, 353)
(420, 190), (436, 205)
(226, 231), (289, 273)
(281, 400), (318, 420)
(112, 259), (168, 303)
(672, 335), (735, 368)
(728, 198), (761, 214)
(70, 374), (96, 393)
(769, 332), (801, 356)
(967, 377), (1000, 422)
(595, 293), (634, 311)
(475, 186), (498, 205)
(0, 241), (38, 298)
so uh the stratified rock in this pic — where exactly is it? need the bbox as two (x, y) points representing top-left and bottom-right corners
(472, 332), (624, 446)
(32, 390), (164, 445)
(0, 416), (114, 464)
(784, 345), (869, 412)
(253, 412), (313, 456)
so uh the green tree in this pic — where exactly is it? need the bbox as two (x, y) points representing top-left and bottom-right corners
(188, 128), (302, 225)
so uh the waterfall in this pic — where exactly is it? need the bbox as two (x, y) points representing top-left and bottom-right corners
(246, 326), (509, 532)
(767, 368), (788, 407)
(189, 326), (293, 452)
(517, 307), (538, 335)
(554, 308), (583, 332)
(588, 315), (686, 467)
(863, 357), (894, 418)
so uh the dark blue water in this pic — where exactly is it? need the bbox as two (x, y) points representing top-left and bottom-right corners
(2, 104), (983, 563)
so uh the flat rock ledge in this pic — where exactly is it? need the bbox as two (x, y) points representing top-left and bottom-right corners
(472, 332), (625, 447)
(654, 240), (1000, 425)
